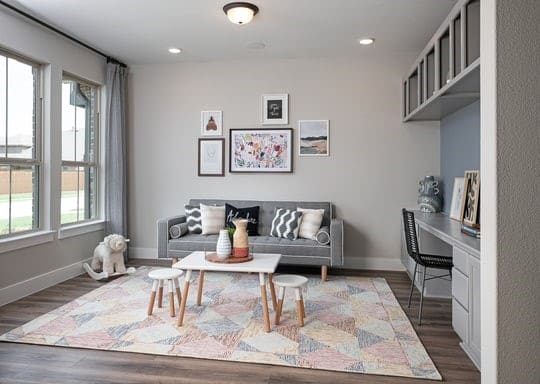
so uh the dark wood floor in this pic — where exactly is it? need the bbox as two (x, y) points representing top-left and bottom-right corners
(0, 260), (480, 383)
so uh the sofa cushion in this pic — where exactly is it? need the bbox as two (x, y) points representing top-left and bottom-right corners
(200, 204), (225, 235)
(270, 208), (303, 240)
(185, 204), (202, 234)
(169, 234), (219, 253)
(225, 203), (260, 235)
(249, 236), (330, 258)
(297, 207), (324, 240)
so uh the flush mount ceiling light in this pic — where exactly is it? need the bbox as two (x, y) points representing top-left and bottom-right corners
(168, 47), (182, 54)
(223, 2), (259, 25)
(359, 38), (375, 46)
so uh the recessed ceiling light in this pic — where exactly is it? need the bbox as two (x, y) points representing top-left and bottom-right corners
(359, 38), (375, 46)
(168, 47), (182, 54)
(223, 2), (259, 25)
(246, 42), (266, 50)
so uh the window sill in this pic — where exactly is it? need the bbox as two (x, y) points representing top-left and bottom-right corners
(58, 220), (105, 240)
(0, 230), (56, 254)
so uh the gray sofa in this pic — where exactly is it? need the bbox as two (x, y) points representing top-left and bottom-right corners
(157, 199), (343, 279)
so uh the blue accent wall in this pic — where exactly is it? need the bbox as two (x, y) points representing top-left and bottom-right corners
(440, 100), (480, 213)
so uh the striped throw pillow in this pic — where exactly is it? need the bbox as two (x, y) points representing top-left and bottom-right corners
(185, 204), (202, 234)
(297, 207), (325, 240)
(200, 204), (225, 235)
(270, 208), (303, 240)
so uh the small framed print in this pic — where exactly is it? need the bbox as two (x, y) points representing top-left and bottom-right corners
(198, 138), (225, 176)
(461, 170), (480, 227)
(298, 120), (329, 156)
(201, 110), (222, 136)
(449, 177), (465, 221)
(262, 94), (288, 125)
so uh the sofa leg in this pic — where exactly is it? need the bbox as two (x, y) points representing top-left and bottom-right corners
(321, 265), (328, 282)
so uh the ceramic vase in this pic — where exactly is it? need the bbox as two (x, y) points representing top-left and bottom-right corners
(417, 175), (443, 213)
(232, 219), (249, 258)
(216, 229), (231, 260)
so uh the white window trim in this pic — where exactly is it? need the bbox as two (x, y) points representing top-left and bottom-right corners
(0, 230), (55, 254)
(58, 219), (105, 239)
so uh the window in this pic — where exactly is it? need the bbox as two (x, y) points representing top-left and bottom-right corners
(0, 50), (41, 237)
(61, 76), (99, 225)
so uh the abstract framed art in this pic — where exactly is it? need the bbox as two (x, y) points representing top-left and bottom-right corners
(262, 94), (288, 125)
(229, 128), (293, 173)
(298, 120), (329, 156)
(198, 138), (225, 176)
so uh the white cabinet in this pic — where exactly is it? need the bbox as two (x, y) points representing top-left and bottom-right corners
(452, 246), (481, 369)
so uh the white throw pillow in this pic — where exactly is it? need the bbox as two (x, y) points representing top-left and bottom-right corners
(200, 204), (225, 235)
(297, 207), (325, 240)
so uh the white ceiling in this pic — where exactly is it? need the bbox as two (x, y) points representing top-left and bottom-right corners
(10, 0), (456, 64)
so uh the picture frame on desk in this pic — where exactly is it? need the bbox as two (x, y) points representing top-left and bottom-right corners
(461, 170), (480, 227)
(449, 177), (465, 221)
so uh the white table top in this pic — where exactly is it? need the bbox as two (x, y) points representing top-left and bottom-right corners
(172, 251), (282, 273)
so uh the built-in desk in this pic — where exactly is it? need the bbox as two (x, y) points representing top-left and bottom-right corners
(401, 211), (481, 370)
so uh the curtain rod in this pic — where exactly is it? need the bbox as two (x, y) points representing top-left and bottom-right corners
(0, 0), (127, 68)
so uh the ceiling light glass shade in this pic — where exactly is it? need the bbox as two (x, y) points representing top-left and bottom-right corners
(359, 38), (375, 45)
(223, 2), (259, 25)
(168, 47), (182, 54)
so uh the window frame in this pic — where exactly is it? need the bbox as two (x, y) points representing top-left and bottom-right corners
(0, 48), (42, 239)
(60, 73), (100, 227)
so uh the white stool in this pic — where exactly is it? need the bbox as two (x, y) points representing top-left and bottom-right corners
(148, 268), (184, 317)
(272, 275), (308, 327)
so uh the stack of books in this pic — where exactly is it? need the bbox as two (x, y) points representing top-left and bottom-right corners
(461, 224), (481, 239)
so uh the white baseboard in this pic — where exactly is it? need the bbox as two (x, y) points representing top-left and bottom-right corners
(0, 257), (91, 307)
(129, 247), (158, 259)
(344, 257), (406, 271)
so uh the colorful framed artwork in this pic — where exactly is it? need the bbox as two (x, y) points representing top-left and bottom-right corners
(229, 128), (293, 173)
(449, 177), (465, 221)
(262, 94), (288, 125)
(298, 120), (329, 156)
(198, 138), (225, 176)
(201, 110), (223, 136)
(461, 170), (480, 227)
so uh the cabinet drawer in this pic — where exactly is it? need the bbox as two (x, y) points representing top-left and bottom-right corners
(452, 267), (469, 309)
(452, 299), (469, 342)
(453, 247), (470, 277)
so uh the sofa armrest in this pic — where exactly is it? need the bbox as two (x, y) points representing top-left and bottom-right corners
(330, 218), (344, 267)
(157, 215), (187, 258)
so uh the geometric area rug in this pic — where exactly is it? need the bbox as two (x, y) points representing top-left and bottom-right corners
(0, 267), (441, 380)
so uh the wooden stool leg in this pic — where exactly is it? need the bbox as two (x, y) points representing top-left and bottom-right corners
(295, 288), (304, 327)
(259, 273), (271, 332)
(268, 274), (277, 311)
(174, 278), (182, 309)
(177, 270), (192, 327)
(197, 270), (205, 306)
(157, 280), (164, 308)
(147, 280), (159, 315)
(321, 265), (328, 282)
(168, 280), (175, 317)
(275, 287), (285, 325)
(301, 292), (306, 319)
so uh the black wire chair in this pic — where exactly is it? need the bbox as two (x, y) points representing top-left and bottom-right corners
(402, 209), (453, 325)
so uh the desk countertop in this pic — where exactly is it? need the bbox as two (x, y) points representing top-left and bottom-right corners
(413, 211), (480, 258)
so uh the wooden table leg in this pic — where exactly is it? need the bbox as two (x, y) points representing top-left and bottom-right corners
(157, 280), (164, 308)
(168, 280), (175, 317)
(197, 270), (205, 306)
(268, 274), (277, 311)
(147, 280), (159, 315)
(259, 273), (271, 333)
(174, 278), (182, 309)
(177, 270), (192, 327)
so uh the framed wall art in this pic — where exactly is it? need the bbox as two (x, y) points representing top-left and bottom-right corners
(298, 120), (329, 156)
(461, 170), (480, 227)
(198, 138), (225, 176)
(229, 128), (293, 173)
(262, 94), (288, 125)
(201, 110), (222, 136)
(449, 177), (465, 221)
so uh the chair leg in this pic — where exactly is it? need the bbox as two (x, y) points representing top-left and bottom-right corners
(275, 287), (285, 325)
(157, 280), (164, 308)
(418, 266), (427, 325)
(295, 288), (304, 327)
(408, 262), (418, 308)
(174, 278), (182, 309)
(168, 280), (175, 317)
(147, 280), (159, 315)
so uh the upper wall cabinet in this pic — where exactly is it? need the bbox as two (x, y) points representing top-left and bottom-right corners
(402, 0), (480, 122)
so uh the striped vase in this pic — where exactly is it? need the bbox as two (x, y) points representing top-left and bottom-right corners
(216, 230), (231, 260)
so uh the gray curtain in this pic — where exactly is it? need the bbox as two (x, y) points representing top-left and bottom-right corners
(105, 62), (128, 248)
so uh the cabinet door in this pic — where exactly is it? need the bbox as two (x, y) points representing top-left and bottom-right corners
(469, 256), (481, 363)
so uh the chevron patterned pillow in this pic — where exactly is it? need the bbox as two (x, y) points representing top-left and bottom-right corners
(270, 208), (304, 240)
(184, 204), (202, 234)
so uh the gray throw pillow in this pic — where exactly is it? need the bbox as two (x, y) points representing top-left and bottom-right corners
(315, 226), (331, 245)
(270, 208), (303, 240)
(185, 204), (202, 234)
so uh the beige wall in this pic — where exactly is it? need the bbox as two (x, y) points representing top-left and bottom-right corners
(128, 56), (440, 269)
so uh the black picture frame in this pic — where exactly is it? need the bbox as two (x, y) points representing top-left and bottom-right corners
(198, 138), (225, 177)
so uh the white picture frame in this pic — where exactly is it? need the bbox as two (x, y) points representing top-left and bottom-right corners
(298, 120), (329, 156)
(201, 110), (223, 136)
(449, 177), (465, 221)
(262, 94), (288, 125)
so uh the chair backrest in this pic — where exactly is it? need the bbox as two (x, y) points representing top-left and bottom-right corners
(402, 209), (420, 260)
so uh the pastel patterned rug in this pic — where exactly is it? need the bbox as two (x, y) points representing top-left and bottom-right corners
(0, 267), (441, 380)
